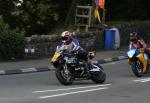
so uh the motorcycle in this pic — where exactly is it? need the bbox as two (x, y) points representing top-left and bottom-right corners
(51, 46), (106, 85)
(127, 48), (150, 77)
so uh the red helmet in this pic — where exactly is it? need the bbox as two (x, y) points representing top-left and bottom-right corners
(130, 32), (138, 41)
(61, 31), (72, 43)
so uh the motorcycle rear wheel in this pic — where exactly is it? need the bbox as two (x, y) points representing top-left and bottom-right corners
(91, 64), (106, 83)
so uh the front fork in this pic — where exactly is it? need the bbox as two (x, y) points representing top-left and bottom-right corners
(128, 56), (148, 73)
(64, 63), (70, 75)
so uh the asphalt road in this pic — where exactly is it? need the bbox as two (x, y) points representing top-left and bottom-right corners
(0, 60), (150, 103)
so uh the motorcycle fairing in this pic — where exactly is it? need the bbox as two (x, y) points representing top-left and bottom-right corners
(51, 52), (61, 62)
(136, 53), (148, 73)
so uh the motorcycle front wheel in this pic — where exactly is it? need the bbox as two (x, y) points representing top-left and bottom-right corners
(55, 65), (74, 85)
(131, 59), (143, 77)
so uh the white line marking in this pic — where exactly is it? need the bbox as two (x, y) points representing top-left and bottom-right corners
(33, 84), (111, 93)
(101, 62), (116, 66)
(118, 56), (126, 59)
(104, 58), (113, 62)
(48, 66), (55, 70)
(39, 87), (108, 99)
(21, 68), (37, 73)
(134, 78), (150, 83)
(0, 70), (6, 75)
(141, 80), (150, 83)
(108, 62), (116, 65)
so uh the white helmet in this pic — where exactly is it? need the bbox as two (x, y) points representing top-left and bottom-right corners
(61, 31), (72, 43)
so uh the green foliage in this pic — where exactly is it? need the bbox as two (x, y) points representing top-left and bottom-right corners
(0, 0), (149, 36)
(0, 0), (59, 36)
(12, 0), (59, 35)
(0, 16), (26, 59)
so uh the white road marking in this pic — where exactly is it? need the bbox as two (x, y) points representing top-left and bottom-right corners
(134, 78), (150, 83)
(48, 66), (55, 70)
(39, 87), (108, 99)
(33, 84), (111, 93)
(101, 62), (116, 66)
(104, 58), (113, 62)
(118, 56), (127, 60)
(0, 70), (6, 75)
(108, 62), (116, 65)
(21, 68), (37, 73)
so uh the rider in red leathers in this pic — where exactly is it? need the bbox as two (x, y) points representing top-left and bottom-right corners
(129, 32), (150, 63)
(129, 32), (146, 50)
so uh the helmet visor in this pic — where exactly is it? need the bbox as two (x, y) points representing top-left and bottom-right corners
(131, 39), (136, 41)
(62, 36), (68, 41)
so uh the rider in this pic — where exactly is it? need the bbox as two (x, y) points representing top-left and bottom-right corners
(60, 31), (92, 71)
(129, 32), (146, 50)
(129, 32), (150, 62)
(60, 31), (82, 52)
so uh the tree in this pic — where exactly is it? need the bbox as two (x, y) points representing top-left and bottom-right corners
(0, 16), (25, 59)
(0, 0), (59, 36)
(12, 0), (59, 35)
(0, 0), (150, 36)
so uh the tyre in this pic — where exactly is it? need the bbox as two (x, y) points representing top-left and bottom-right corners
(55, 65), (74, 85)
(91, 64), (106, 83)
(131, 59), (143, 77)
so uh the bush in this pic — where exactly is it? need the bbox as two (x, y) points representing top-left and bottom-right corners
(0, 16), (26, 59)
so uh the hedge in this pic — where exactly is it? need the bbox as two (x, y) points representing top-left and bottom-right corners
(0, 16), (26, 59)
